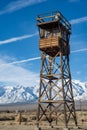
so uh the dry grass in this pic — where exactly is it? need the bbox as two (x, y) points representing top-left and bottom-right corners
(0, 110), (87, 130)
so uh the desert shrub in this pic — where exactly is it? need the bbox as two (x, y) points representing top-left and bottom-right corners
(21, 117), (27, 122)
(0, 116), (15, 121)
(31, 116), (36, 120)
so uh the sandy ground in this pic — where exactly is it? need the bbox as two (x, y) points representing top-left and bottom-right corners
(0, 125), (87, 130)
(0, 111), (87, 130)
(0, 125), (36, 130)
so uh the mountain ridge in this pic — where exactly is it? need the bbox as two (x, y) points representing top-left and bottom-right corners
(0, 80), (87, 104)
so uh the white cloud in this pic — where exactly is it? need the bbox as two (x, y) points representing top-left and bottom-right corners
(0, 46), (87, 86)
(0, 48), (87, 66)
(76, 71), (81, 75)
(0, 57), (39, 86)
(0, 0), (46, 15)
(70, 16), (87, 25)
(71, 48), (87, 53)
(0, 32), (38, 45)
(9, 57), (41, 65)
(0, 56), (41, 66)
(8, 48), (87, 65)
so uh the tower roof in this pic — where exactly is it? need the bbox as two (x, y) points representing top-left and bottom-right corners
(36, 10), (71, 33)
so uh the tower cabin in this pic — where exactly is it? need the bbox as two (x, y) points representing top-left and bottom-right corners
(37, 11), (71, 57)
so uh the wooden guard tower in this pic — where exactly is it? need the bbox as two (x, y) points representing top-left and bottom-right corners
(37, 11), (77, 128)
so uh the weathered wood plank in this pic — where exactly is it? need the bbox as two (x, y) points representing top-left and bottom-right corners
(39, 36), (60, 49)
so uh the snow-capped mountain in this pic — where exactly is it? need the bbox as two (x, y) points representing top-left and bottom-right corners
(72, 80), (87, 100)
(0, 85), (38, 104)
(0, 80), (87, 104)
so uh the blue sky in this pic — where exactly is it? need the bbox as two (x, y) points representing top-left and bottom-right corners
(0, 0), (87, 86)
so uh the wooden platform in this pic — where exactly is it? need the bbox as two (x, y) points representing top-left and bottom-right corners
(39, 36), (69, 57)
